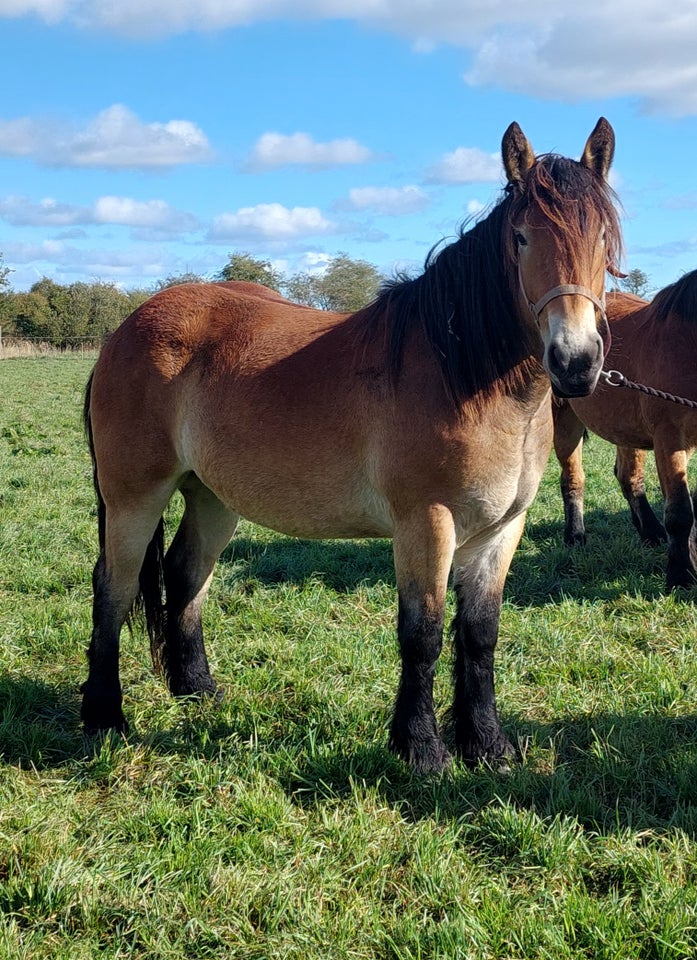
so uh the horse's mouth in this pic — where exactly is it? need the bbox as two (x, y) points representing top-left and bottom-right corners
(551, 381), (596, 400)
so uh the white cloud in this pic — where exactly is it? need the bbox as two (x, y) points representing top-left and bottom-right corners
(425, 147), (501, 184)
(93, 196), (199, 231)
(0, 0), (68, 21)
(340, 185), (430, 215)
(0, 193), (199, 233)
(464, 8), (697, 117)
(0, 195), (89, 226)
(208, 203), (335, 242)
(13, 0), (558, 40)
(0, 104), (213, 170)
(245, 132), (373, 171)
(7, 1), (693, 117)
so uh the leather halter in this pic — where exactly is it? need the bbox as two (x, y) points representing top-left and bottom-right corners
(518, 258), (607, 326)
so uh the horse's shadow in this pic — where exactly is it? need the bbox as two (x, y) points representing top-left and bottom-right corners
(3, 673), (696, 840)
(2, 503), (690, 836)
(281, 710), (697, 837)
(218, 505), (673, 606)
(218, 533), (395, 593)
(0, 673), (85, 767)
(510, 506), (672, 603)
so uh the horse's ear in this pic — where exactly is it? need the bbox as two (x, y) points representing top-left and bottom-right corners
(581, 117), (615, 180)
(502, 122), (535, 185)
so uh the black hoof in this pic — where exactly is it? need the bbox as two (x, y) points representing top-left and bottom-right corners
(169, 676), (220, 699)
(666, 564), (696, 592)
(389, 734), (451, 775)
(457, 734), (517, 769)
(80, 683), (128, 736)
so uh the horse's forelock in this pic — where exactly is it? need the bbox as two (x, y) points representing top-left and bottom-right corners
(509, 155), (623, 276)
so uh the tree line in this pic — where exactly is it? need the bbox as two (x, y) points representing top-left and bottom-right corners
(0, 251), (384, 346)
(0, 249), (652, 348)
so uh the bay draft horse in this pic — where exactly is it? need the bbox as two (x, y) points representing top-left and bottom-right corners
(553, 269), (697, 591)
(83, 119), (620, 773)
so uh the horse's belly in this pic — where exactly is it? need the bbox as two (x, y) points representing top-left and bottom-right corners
(196, 460), (394, 540)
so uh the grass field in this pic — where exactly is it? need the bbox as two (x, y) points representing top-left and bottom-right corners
(1, 357), (697, 959)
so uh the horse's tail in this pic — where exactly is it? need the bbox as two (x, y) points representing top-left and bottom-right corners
(83, 370), (167, 673)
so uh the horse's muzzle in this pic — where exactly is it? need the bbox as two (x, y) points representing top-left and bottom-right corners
(545, 334), (605, 398)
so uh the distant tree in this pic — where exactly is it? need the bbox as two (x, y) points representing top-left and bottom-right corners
(283, 272), (316, 307)
(0, 252), (13, 331)
(286, 253), (382, 312)
(10, 290), (53, 339)
(620, 268), (650, 298)
(84, 281), (138, 338)
(0, 252), (11, 291)
(5, 278), (140, 344)
(126, 288), (151, 313)
(217, 252), (284, 292)
(155, 271), (208, 290)
(24, 279), (71, 342)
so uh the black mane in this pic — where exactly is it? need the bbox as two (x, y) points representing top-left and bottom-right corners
(354, 154), (621, 409)
(651, 268), (697, 325)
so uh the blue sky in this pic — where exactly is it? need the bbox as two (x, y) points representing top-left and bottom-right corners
(1, 1), (696, 294)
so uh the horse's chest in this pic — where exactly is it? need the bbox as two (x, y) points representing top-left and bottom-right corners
(451, 400), (552, 538)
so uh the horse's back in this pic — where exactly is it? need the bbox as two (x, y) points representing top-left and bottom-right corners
(87, 282), (395, 536)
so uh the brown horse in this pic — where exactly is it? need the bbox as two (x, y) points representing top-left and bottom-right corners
(553, 269), (697, 591)
(83, 119), (620, 773)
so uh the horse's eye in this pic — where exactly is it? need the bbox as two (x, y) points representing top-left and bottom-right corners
(514, 231), (527, 247)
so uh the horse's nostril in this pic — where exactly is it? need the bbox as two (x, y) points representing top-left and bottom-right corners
(549, 342), (571, 374)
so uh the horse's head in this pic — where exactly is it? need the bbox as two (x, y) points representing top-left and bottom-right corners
(502, 118), (621, 398)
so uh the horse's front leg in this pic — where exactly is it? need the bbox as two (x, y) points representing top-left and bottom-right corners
(614, 446), (666, 546)
(552, 399), (587, 546)
(389, 507), (455, 774)
(655, 443), (695, 590)
(451, 513), (526, 766)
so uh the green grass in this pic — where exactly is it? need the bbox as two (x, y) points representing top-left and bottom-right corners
(1, 357), (697, 959)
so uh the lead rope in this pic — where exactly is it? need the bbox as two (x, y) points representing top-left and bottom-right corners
(516, 261), (697, 409)
(599, 369), (697, 410)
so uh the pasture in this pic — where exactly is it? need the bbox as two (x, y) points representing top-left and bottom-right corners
(1, 357), (697, 959)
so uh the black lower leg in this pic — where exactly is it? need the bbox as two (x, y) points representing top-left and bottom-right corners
(389, 593), (449, 773)
(160, 551), (217, 697)
(561, 478), (586, 546)
(81, 554), (128, 733)
(452, 585), (513, 765)
(665, 494), (696, 590)
(627, 494), (666, 546)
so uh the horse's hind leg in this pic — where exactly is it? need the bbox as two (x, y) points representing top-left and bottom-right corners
(552, 400), (587, 545)
(451, 513), (526, 766)
(614, 446), (666, 546)
(82, 490), (172, 733)
(157, 474), (239, 697)
(389, 507), (456, 774)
